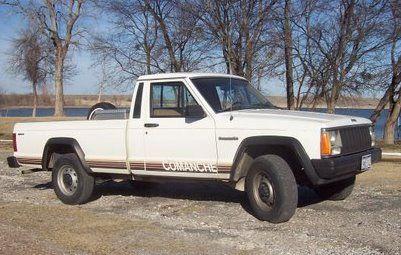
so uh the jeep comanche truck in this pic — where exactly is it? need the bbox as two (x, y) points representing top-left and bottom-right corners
(7, 73), (382, 223)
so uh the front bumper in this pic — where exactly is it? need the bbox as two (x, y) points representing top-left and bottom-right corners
(311, 147), (382, 180)
(7, 156), (20, 168)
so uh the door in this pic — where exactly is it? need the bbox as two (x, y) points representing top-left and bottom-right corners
(141, 80), (220, 178)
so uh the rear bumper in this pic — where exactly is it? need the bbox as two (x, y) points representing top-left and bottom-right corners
(7, 156), (20, 168)
(311, 147), (382, 181)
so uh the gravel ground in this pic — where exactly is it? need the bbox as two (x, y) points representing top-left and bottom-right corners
(0, 149), (400, 255)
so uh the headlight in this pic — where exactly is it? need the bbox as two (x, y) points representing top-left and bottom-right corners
(369, 126), (375, 147)
(321, 129), (342, 156)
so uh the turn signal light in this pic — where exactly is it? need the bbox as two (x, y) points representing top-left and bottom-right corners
(320, 132), (331, 156)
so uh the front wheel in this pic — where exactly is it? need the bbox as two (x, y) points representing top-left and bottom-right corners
(52, 153), (95, 205)
(245, 155), (298, 223)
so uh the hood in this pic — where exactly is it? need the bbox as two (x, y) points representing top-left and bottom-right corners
(227, 109), (371, 128)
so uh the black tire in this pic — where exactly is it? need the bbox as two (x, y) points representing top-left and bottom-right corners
(314, 176), (355, 201)
(245, 155), (298, 223)
(52, 153), (95, 205)
(87, 102), (116, 120)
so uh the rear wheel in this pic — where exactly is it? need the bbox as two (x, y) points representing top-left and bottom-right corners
(245, 155), (298, 223)
(314, 176), (355, 201)
(52, 153), (95, 205)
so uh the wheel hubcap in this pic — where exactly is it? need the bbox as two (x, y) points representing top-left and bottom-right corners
(253, 172), (275, 209)
(57, 165), (78, 196)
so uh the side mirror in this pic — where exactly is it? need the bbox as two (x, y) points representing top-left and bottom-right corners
(185, 105), (205, 118)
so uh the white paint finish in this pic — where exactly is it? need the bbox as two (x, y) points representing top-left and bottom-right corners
(143, 78), (218, 167)
(126, 83), (146, 170)
(14, 119), (129, 174)
(132, 170), (230, 179)
(90, 167), (129, 174)
(12, 72), (374, 177)
(137, 72), (246, 81)
(213, 108), (370, 162)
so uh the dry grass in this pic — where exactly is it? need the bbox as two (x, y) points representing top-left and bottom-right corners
(358, 161), (401, 190)
(376, 140), (401, 152)
(0, 117), (84, 140)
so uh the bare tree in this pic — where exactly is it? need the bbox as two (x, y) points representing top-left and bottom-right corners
(145, 0), (208, 72)
(7, 0), (87, 116)
(187, 0), (277, 81)
(283, 0), (294, 109)
(91, 0), (161, 81)
(43, 0), (85, 116)
(370, 1), (401, 144)
(318, 1), (385, 113)
(279, 0), (386, 113)
(8, 28), (48, 117)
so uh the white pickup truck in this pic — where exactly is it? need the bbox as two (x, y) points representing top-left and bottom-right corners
(7, 73), (381, 223)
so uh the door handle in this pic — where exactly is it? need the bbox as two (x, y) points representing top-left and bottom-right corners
(144, 123), (159, 128)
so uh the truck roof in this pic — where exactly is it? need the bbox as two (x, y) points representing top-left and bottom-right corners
(137, 72), (247, 81)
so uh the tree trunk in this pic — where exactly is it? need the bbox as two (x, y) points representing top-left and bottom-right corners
(284, 0), (294, 110)
(383, 100), (401, 145)
(32, 81), (38, 117)
(54, 57), (65, 117)
(146, 48), (151, 74)
(97, 84), (103, 103)
(326, 95), (335, 114)
(370, 86), (392, 124)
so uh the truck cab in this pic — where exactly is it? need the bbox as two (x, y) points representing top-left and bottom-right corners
(8, 72), (382, 223)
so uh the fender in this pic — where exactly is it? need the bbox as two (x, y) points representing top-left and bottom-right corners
(230, 136), (321, 184)
(42, 137), (92, 173)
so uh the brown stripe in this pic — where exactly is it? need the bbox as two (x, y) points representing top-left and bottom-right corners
(87, 161), (125, 164)
(18, 161), (41, 164)
(87, 162), (125, 165)
(87, 160), (126, 169)
(89, 165), (126, 168)
(17, 157), (42, 165)
(218, 170), (231, 173)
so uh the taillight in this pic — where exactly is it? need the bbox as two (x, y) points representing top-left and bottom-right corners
(12, 133), (17, 152)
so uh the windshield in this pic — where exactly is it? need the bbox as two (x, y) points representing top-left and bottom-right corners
(191, 77), (275, 113)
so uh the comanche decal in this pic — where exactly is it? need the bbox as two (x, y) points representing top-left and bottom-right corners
(161, 161), (218, 173)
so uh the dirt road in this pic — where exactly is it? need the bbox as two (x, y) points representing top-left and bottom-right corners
(0, 149), (400, 254)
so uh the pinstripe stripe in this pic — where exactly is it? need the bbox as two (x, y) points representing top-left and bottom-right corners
(16, 157), (232, 173)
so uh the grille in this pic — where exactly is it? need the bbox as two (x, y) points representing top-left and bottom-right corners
(339, 125), (371, 155)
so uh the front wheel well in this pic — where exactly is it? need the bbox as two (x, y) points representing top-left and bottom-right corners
(233, 144), (310, 187)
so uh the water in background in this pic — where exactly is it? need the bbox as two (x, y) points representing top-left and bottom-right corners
(0, 107), (396, 139)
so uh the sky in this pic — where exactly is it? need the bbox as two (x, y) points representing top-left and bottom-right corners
(0, 5), (286, 96)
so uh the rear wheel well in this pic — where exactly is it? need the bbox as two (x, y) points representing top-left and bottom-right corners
(44, 144), (77, 171)
(234, 144), (309, 187)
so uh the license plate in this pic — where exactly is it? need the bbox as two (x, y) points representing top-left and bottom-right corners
(361, 154), (372, 171)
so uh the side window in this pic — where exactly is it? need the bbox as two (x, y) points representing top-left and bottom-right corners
(150, 82), (200, 118)
(133, 83), (143, 118)
(183, 86), (198, 107)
